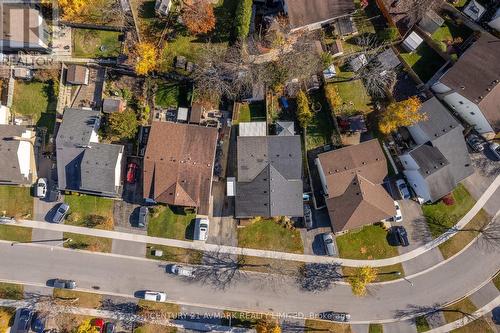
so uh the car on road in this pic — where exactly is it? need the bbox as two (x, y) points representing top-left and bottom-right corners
(466, 133), (484, 152)
(16, 308), (33, 333)
(36, 178), (47, 198)
(194, 217), (209, 241)
(395, 179), (411, 200)
(144, 291), (167, 302)
(322, 233), (335, 256)
(104, 322), (116, 333)
(393, 201), (403, 222)
(393, 226), (409, 247)
(0, 215), (14, 224)
(137, 206), (148, 228)
(319, 311), (351, 322)
(126, 162), (138, 184)
(53, 279), (76, 289)
(52, 203), (69, 223)
(168, 264), (195, 277)
(303, 204), (313, 229)
(490, 142), (500, 160)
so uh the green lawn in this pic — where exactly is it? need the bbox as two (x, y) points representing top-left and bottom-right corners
(63, 232), (113, 253)
(0, 283), (23, 300)
(431, 18), (472, 53)
(304, 319), (352, 333)
(238, 102), (266, 123)
(422, 184), (475, 238)
(305, 90), (335, 150)
(415, 316), (430, 332)
(130, 0), (162, 42)
(11, 81), (56, 134)
(493, 273), (500, 290)
(147, 205), (196, 240)
(146, 244), (203, 264)
(0, 186), (33, 218)
(72, 28), (122, 58)
(53, 289), (102, 308)
(400, 43), (445, 82)
(213, 0), (239, 42)
(0, 225), (32, 242)
(369, 323), (383, 333)
(64, 195), (115, 229)
(329, 69), (372, 114)
(443, 298), (477, 323)
(452, 0), (469, 9)
(237, 219), (304, 254)
(134, 325), (177, 333)
(160, 36), (206, 72)
(155, 81), (191, 108)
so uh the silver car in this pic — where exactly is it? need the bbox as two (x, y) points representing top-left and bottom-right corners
(490, 142), (500, 160)
(53, 279), (76, 289)
(303, 204), (313, 229)
(36, 178), (47, 198)
(168, 264), (194, 277)
(322, 233), (335, 256)
(53, 203), (69, 223)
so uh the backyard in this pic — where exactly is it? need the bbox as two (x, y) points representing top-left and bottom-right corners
(0, 186), (33, 218)
(305, 90), (336, 150)
(130, 0), (162, 41)
(329, 66), (372, 115)
(238, 102), (266, 123)
(160, 36), (205, 72)
(155, 81), (191, 108)
(72, 28), (122, 58)
(11, 81), (56, 133)
(237, 219), (304, 254)
(431, 18), (472, 53)
(400, 43), (445, 82)
(147, 205), (196, 240)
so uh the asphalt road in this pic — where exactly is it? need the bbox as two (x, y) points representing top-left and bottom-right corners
(1, 238), (498, 323)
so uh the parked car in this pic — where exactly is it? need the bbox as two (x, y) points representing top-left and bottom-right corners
(393, 201), (403, 223)
(489, 142), (500, 160)
(194, 217), (209, 241)
(104, 322), (116, 333)
(319, 311), (351, 322)
(303, 204), (313, 229)
(16, 308), (33, 333)
(52, 203), (70, 223)
(144, 291), (167, 302)
(92, 318), (105, 333)
(126, 162), (138, 183)
(168, 264), (195, 277)
(31, 313), (45, 333)
(53, 279), (76, 289)
(36, 178), (47, 198)
(137, 206), (148, 228)
(393, 226), (409, 247)
(322, 233), (335, 256)
(466, 133), (484, 152)
(395, 179), (411, 200)
(0, 216), (14, 224)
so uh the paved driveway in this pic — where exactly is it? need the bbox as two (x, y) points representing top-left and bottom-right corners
(207, 182), (237, 246)
(301, 208), (335, 256)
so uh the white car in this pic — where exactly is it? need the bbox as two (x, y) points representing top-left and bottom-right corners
(393, 201), (403, 223)
(395, 179), (411, 200)
(490, 142), (500, 160)
(194, 218), (209, 241)
(168, 264), (194, 277)
(36, 178), (47, 198)
(144, 291), (167, 302)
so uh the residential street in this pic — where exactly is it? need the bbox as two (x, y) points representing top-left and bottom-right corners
(0, 234), (498, 323)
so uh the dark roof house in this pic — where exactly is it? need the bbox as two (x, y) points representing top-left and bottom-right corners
(143, 122), (218, 215)
(235, 135), (303, 218)
(0, 125), (36, 185)
(56, 108), (124, 197)
(316, 139), (395, 233)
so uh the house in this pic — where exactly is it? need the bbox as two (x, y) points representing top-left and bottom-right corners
(56, 108), (124, 198)
(239, 122), (267, 137)
(315, 139), (395, 233)
(333, 16), (357, 37)
(488, 8), (500, 32)
(399, 97), (473, 203)
(143, 122), (218, 215)
(376, 48), (401, 71)
(275, 121), (295, 136)
(102, 98), (126, 114)
(418, 9), (444, 35)
(463, 0), (486, 22)
(235, 132), (303, 218)
(0, 125), (36, 185)
(431, 34), (500, 139)
(155, 0), (172, 15)
(402, 31), (424, 52)
(283, 0), (356, 32)
(189, 103), (204, 124)
(349, 54), (368, 72)
(66, 65), (89, 85)
(0, 4), (49, 52)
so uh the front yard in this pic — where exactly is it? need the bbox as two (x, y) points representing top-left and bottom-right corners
(147, 205), (196, 240)
(146, 244), (203, 264)
(53, 289), (102, 308)
(0, 225), (32, 243)
(304, 319), (352, 333)
(11, 81), (56, 133)
(399, 43), (445, 82)
(0, 186), (33, 218)
(237, 219), (304, 254)
(72, 28), (122, 58)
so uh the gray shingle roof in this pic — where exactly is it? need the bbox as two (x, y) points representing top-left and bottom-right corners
(0, 125), (33, 185)
(276, 121), (295, 136)
(80, 144), (123, 194)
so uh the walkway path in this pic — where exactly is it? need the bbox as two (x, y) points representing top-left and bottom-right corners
(6, 175), (499, 267)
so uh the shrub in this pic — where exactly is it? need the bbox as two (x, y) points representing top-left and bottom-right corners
(296, 90), (313, 128)
(234, 0), (253, 39)
(378, 27), (399, 42)
(441, 194), (455, 206)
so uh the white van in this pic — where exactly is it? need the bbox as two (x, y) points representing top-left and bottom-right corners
(194, 217), (209, 241)
(144, 291), (167, 302)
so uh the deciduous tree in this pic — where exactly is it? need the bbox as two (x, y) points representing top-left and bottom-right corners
(135, 42), (158, 75)
(347, 266), (378, 296)
(234, 0), (253, 39)
(324, 84), (343, 114)
(108, 109), (139, 140)
(181, 0), (216, 35)
(379, 96), (425, 134)
(75, 319), (99, 333)
(296, 90), (312, 129)
(256, 318), (281, 333)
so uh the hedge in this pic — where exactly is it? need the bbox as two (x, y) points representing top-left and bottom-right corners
(234, 0), (253, 39)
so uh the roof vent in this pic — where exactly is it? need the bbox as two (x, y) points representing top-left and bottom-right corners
(362, 161), (366, 165)
(356, 192), (360, 195)
(335, 169), (339, 172)
(375, 158), (380, 161)
(328, 171), (332, 174)
(460, 86), (465, 90)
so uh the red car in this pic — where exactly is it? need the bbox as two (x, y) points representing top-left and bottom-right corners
(126, 162), (138, 184)
(92, 318), (105, 332)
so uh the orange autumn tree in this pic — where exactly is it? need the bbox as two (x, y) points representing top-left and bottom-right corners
(135, 42), (158, 75)
(181, 0), (216, 35)
(379, 96), (425, 135)
(42, 0), (88, 21)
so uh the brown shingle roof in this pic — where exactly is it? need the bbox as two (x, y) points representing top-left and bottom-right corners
(66, 65), (89, 85)
(143, 122), (218, 214)
(317, 139), (394, 232)
(286, 0), (355, 30)
(440, 34), (500, 132)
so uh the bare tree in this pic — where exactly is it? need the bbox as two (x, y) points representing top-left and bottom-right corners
(405, 0), (440, 28)
(394, 303), (477, 322)
(357, 59), (396, 98)
(295, 263), (342, 292)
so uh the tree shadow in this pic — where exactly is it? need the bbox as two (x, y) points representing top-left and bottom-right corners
(185, 218), (195, 240)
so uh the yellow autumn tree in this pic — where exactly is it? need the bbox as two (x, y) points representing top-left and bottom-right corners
(256, 318), (281, 333)
(41, 0), (89, 21)
(379, 96), (425, 135)
(0, 308), (14, 333)
(75, 319), (99, 333)
(296, 90), (313, 129)
(324, 84), (343, 115)
(135, 42), (158, 75)
(347, 266), (378, 296)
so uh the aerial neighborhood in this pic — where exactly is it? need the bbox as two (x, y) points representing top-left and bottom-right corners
(0, 0), (499, 332)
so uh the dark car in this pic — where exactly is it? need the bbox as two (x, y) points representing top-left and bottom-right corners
(31, 313), (45, 333)
(137, 206), (148, 228)
(16, 308), (33, 333)
(104, 322), (116, 333)
(466, 134), (484, 152)
(53, 278), (76, 289)
(52, 203), (69, 223)
(318, 311), (351, 322)
(393, 226), (409, 247)
(126, 163), (138, 184)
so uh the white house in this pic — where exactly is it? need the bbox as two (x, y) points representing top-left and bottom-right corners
(155, 0), (172, 16)
(488, 8), (500, 32)
(431, 34), (500, 139)
(0, 125), (36, 185)
(402, 31), (424, 52)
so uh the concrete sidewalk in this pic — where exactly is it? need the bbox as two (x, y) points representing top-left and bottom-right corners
(6, 175), (499, 267)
